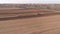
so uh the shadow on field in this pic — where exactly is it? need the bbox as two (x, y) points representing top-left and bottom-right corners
(0, 14), (43, 21)
(0, 14), (60, 21)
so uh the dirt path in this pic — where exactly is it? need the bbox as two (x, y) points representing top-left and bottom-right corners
(0, 15), (60, 34)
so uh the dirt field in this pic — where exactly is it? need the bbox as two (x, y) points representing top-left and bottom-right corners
(0, 14), (60, 34)
(0, 9), (58, 18)
(0, 9), (60, 34)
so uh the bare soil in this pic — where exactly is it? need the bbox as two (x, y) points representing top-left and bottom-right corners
(0, 9), (60, 34)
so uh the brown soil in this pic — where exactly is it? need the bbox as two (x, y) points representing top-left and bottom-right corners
(0, 9), (60, 34)
(0, 15), (60, 34)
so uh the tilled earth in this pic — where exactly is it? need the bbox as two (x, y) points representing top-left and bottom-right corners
(0, 15), (60, 34)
